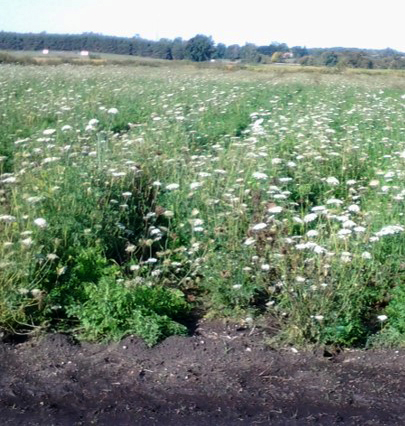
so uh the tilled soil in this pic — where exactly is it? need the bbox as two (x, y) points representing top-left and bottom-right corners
(0, 320), (404, 425)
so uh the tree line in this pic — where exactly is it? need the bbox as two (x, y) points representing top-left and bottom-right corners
(0, 31), (404, 69)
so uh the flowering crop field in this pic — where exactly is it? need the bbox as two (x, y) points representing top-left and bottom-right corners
(0, 64), (404, 347)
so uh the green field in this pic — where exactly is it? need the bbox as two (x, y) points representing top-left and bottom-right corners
(0, 63), (404, 347)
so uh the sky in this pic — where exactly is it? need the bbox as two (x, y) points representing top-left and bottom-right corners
(0, 0), (404, 52)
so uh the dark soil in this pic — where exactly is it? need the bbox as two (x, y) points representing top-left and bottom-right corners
(0, 320), (404, 425)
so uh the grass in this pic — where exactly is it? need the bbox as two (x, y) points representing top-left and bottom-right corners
(0, 50), (175, 67)
(0, 63), (404, 346)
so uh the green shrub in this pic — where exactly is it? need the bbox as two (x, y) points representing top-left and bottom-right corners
(67, 275), (189, 345)
(386, 285), (405, 334)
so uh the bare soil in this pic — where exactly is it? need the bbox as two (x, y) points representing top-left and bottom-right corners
(0, 320), (404, 425)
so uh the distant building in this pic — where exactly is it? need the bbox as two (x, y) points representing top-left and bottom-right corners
(42, 49), (49, 55)
(282, 52), (294, 59)
(80, 50), (89, 56)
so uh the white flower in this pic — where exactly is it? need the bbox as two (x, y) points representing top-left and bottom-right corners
(21, 230), (33, 237)
(166, 183), (179, 191)
(348, 204), (360, 213)
(0, 215), (16, 223)
(163, 210), (174, 218)
(88, 118), (99, 126)
(326, 176), (339, 186)
(343, 220), (357, 228)
(375, 225), (404, 237)
(327, 198), (344, 205)
(42, 157), (60, 164)
(61, 125), (72, 131)
(150, 228), (161, 236)
(361, 251), (372, 260)
(125, 244), (136, 253)
(190, 182), (203, 190)
(232, 284), (242, 289)
(198, 172), (211, 178)
(2, 176), (17, 183)
(253, 118), (264, 126)
(251, 223), (267, 231)
(268, 206), (283, 214)
(26, 196), (44, 204)
(21, 237), (33, 247)
(31, 289), (42, 298)
(107, 108), (119, 114)
(306, 230), (319, 237)
(295, 242), (325, 254)
(312, 244), (326, 254)
(244, 237), (256, 246)
(191, 219), (204, 227)
(377, 315), (387, 322)
(43, 129), (56, 136)
(261, 264), (270, 271)
(33, 218), (48, 229)
(252, 172), (268, 180)
(311, 206), (327, 212)
(303, 213), (317, 223)
(341, 252), (352, 263)
(314, 315), (324, 321)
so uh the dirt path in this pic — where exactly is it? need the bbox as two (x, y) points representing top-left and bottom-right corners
(0, 321), (404, 425)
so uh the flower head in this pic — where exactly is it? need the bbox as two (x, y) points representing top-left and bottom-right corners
(33, 218), (48, 229)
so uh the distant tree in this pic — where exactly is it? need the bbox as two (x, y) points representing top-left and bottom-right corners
(213, 43), (226, 59)
(152, 38), (173, 59)
(277, 43), (289, 52)
(171, 37), (186, 60)
(240, 43), (261, 63)
(299, 55), (317, 66)
(225, 44), (241, 60)
(271, 52), (283, 62)
(258, 42), (289, 57)
(291, 46), (308, 58)
(321, 52), (339, 67)
(380, 47), (397, 56)
(184, 35), (215, 62)
(0, 31), (403, 69)
(344, 51), (374, 69)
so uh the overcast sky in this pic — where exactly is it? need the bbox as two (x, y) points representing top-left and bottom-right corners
(1, 0), (404, 51)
